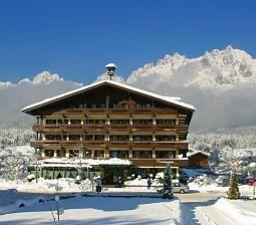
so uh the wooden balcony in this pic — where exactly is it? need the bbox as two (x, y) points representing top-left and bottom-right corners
(31, 139), (188, 149)
(48, 107), (179, 115)
(33, 123), (188, 133)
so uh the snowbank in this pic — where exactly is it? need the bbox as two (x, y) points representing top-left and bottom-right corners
(0, 178), (91, 194)
(125, 178), (162, 187)
(214, 198), (256, 225)
(188, 182), (254, 196)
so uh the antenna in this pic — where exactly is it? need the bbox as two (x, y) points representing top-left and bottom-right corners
(105, 63), (117, 80)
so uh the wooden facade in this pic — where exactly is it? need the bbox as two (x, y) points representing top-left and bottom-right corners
(22, 80), (195, 182)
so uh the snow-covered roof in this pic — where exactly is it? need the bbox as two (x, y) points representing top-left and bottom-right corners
(21, 79), (195, 113)
(187, 151), (210, 158)
(36, 158), (132, 168)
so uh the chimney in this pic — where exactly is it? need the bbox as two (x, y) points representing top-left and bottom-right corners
(105, 63), (117, 80)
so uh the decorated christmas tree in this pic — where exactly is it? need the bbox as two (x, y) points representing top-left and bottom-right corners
(228, 161), (240, 200)
(163, 164), (173, 198)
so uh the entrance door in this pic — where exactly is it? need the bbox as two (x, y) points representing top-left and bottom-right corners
(103, 167), (124, 185)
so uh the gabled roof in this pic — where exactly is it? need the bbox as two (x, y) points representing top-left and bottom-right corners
(21, 79), (195, 113)
(187, 151), (210, 158)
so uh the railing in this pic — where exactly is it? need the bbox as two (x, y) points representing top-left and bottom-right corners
(31, 139), (188, 148)
(33, 123), (188, 132)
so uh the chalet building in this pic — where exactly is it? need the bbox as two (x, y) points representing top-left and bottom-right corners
(22, 64), (195, 184)
(187, 151), (209, 168)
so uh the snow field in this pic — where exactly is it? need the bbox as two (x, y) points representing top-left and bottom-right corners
(213, 198), (256, 225)
(0, 196), (181, 225)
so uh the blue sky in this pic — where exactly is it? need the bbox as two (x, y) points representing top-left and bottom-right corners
(0, 0), (255, 83)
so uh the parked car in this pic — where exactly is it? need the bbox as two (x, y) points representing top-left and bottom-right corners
(172, 183), (189, 193)
(157, 183), (189, 194)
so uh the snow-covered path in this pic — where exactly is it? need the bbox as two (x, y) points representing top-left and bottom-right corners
(178, 193), (256, 225)
(0, 196), (180, 225)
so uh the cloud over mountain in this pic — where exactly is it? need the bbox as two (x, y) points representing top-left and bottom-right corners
(126, 46), (256, 130)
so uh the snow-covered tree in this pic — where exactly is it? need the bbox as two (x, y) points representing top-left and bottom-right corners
(163, 164), (173, 198)
(228, 161), (241, 200)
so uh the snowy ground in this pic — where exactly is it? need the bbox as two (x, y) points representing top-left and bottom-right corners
(0, 196), (180, 225)
(188, 182), (255, 196)
(179, 193), (256, 225)
(0, 178), (256, 224)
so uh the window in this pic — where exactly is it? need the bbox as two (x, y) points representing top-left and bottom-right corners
(133, 119), (152, 125)
(133, 135), (152, 142)
(110, 151), (129, 158)
(110, 119), (129, 125)
(178, 133), (187, 140)
(45, 149), (54, 157)
(57, 119), (63, 124)
(45, 119), (56, 125)
(95, 119), (105, 124)
(85, 119), (105, 124)
(85, 135), (93, 141)
(118, 102), (128, 109)
(69, 135), (81, 141)
(70, 119), (81, 124)
(132, 151), (152, 158)
(156, 151), (173, 159)
(94, 150), (104, 158)
(91, 104), (97, 108)
(69, 149), (79, 158)
(179, 149), (187, 157)
(85, 119), (94, 124)
(94, 135), (105, 141)
(155, 135), (176, 141)
(136, 103), (151, 108)
(57, 149), (66, 157)
(45, 134), (61, 140)
(57, 119), (69, 124)
(110, 135), (129, 141)
(156, 119), (176, 125)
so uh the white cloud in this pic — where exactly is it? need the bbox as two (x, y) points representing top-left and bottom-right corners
(31, 71), (63, 85)
(0, 81), (16, 89)
(1, 71), (65, 90)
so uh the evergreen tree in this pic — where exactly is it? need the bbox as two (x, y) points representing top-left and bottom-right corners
(228, 162), (241, 200)
(163, 164), (173, 198)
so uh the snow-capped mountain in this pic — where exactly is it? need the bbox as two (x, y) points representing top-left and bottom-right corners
(128, 45), (256, 90)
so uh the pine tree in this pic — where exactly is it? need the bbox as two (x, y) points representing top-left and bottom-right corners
(228, 162), (241, 200)
(163, 164), (173, 198)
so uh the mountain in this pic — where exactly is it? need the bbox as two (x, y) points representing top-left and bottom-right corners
(126, 46), (256, 130)
(128, 45), (256, 90)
